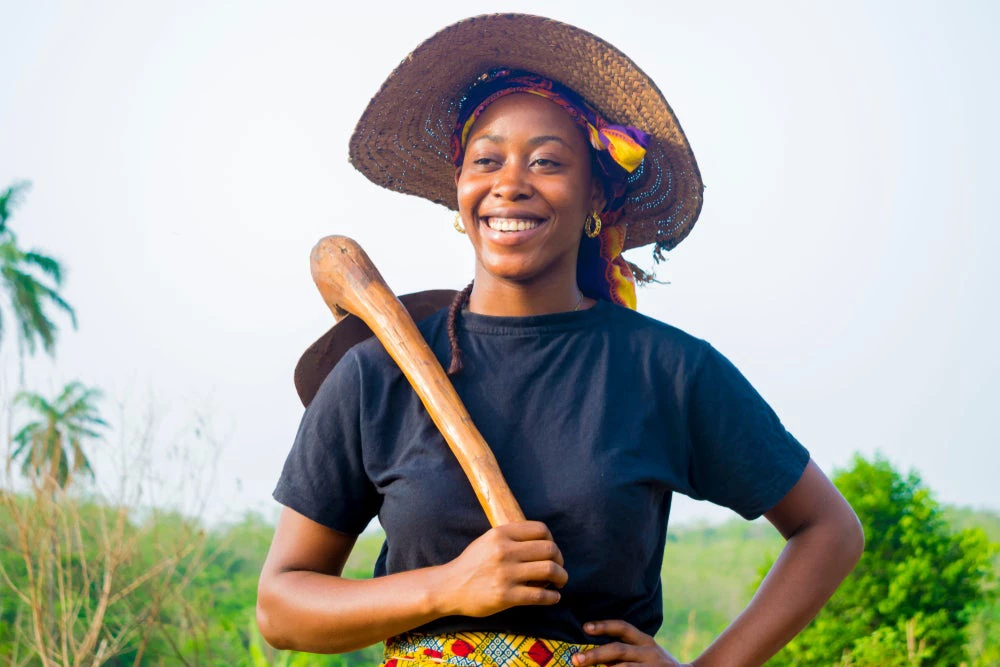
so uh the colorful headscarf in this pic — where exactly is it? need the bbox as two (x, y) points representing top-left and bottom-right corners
(451, 70), (650, 309)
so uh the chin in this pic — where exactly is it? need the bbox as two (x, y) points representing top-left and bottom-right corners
(477, 255), (568, 286)
(481, 265), (540, 284)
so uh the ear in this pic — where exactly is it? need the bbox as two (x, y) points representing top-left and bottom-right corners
(454, 166), (462, 187)
(589, 177), (607, 216)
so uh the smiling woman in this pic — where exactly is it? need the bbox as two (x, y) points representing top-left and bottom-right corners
(258, 13), (864, 667)
(457, 93), (603, 310)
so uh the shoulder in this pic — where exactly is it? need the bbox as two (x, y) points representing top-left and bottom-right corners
(307, 306), (450, 419)
(341, 305), (451, 373)
(599, 301), (712, 368)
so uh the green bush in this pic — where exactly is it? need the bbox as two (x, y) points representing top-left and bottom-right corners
(764, 455), (996, 666)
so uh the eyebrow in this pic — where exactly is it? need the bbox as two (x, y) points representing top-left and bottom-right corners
(470, 134), (573, 148)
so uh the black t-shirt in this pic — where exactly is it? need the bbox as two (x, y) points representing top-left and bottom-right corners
(273, 300), (809, 643)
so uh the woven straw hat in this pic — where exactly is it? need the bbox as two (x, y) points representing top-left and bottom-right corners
(349, 13), (704, 255)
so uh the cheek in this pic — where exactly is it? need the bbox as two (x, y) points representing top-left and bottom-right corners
(456, 179), (484, 247)
(545, 169), (592, 211)
(549, 184), (589, 224)
(456, 175), (487, 214)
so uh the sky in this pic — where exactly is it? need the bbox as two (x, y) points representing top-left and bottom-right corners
(1, 0), (997, 527)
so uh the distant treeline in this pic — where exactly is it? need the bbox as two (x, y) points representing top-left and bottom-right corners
(2, 482), (997, 665)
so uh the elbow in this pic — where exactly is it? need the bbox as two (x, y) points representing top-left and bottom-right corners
(842, 508), (865, 571)
(256, 573), (355, 654)
(255, 603), (288, 651)
(818, 502), (864, 580)
(799, 500), (865, 580)
(256, 578), (293, 651)
(821, 482), (866, 575)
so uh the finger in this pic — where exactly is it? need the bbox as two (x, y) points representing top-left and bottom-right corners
(498, 520), (555, 542)
(508, 538), (565, 567)
(583, 620), (656, 647)
(571, 642), (642, 667)
(513, 560), (569, 588)
(509, 583), (561, 607)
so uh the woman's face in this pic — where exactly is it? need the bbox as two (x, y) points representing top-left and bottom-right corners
(455, 93), (604, 287)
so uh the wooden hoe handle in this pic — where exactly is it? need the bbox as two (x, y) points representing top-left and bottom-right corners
(310, 235), (526, 527)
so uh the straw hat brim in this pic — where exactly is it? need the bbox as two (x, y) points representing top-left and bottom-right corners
(295, 290), (458, 408)
(349, 13), (704, 254)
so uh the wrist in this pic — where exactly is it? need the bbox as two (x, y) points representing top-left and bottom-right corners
(423, 563), (457, 617)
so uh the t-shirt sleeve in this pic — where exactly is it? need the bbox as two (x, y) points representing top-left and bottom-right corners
(683, 341), (810, 520)
(272, 351), (381, 535)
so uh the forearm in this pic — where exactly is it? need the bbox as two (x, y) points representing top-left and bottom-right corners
(692, 516), (863, 666)
(258, 513), (566, 655)
(257, 564), (452, 654)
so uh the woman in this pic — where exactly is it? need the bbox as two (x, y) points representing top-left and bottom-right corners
(258, 14), (864, 667)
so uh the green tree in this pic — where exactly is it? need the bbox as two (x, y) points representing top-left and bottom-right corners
(11, 381), (108, 490)
(762, 455), (996, 666)
(0, 180), (77, 358)
(0, 180), (28, 235)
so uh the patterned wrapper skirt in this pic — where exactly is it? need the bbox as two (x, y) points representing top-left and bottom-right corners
(380, 631), (606, 667)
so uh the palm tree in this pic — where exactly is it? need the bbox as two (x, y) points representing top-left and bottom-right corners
(11, 381), (108, 490)
(0, 179), (31, 235)
(0, 181), (77, 358)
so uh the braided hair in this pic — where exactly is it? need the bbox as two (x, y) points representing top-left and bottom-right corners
(446, 281), (475, 376)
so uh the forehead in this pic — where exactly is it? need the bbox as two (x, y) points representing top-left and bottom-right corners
(467, 93), (588, 148)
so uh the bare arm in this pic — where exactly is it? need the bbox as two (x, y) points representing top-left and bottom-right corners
(256, 508), (568, 654)
(256, 508), (444, 653)
(691, 459), (864, 666)
(573, 459), (863, 667)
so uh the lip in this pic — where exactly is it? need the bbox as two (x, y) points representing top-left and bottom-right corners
(477, 212), (549, 246)
(479, 208), (547, 222)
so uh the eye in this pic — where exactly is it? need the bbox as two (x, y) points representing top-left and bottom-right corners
(532, 158), (562, 168)
(470, 156), (502, 170)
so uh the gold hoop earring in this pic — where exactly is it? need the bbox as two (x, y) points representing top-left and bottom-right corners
(453, 213), (466, 234)
(584, 211), (602, 238)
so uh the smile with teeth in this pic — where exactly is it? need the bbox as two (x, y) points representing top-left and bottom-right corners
(484, 217), (544, 232)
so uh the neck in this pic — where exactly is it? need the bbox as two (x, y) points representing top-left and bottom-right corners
(467, 271), (591, 317)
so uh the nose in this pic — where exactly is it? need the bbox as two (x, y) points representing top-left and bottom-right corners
(491, 161), (533, 201)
